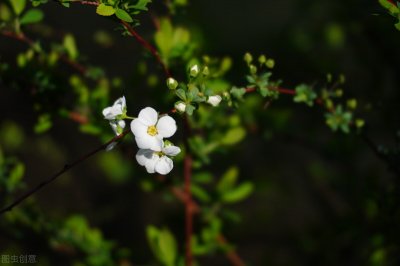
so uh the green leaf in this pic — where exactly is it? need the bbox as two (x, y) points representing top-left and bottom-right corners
(221, 127), (246, 145)
(191, 184), (211, 203)
(146, 226), (177, 266)
(96, 3), (115, 16)
(20, 9), (44, 24)
(0, 4), (12, 21)
(132, 0), (152, 11)
(221, 182), (254, 203)
(9, 0), (26, 15)
(176, 88), (186, 101)
(158, 229), (177, 266)
(8, 163), (25, 191)
(115, 8), (133, 22)
(34, 114), (52, 134)
(63, 34), (78, 60)
(217, 167), (239, 193)
(379, 0), (399, 15)
(185, 104), (195, 115)
(230, 87), (246, 100)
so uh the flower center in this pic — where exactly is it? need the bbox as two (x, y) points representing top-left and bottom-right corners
(147, 125), (158, 136)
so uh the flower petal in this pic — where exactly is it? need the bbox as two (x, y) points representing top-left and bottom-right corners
(102, 107), (113, 119)
(163, 145), (181, 157)
(138, 107), (158, 126)
(155, 156), (173, 175)
(118, 120), (126, 129)
(135, 135), (163, 151)
(136, 149), (154, 166)
(157, 116), (177, 138)
(130, 119), (147, 138)
(144, 154), (159, 173)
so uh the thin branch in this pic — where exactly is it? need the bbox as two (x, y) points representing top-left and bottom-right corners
(120, 20), (171, 78)
(216, 235), (246, 266)
(0, 31), (34, 46)
(0, 130), (130, 215)
(0, 31), (89, 77)
(182, 115), (193, 266)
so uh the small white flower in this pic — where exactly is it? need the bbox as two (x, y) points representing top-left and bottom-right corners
(102, 96), (126, 120)
(130, 107), (177, 152)
(207, 95), (222, 107)
(175, 102), (186, 113)
(136, 143), (181, 175)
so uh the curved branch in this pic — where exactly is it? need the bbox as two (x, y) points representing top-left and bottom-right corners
(0, 130), (131, 215)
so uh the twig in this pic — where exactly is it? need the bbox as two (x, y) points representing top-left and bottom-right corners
(0, 31), (89, 77)
(216, 235), (246, 266)
(0, 130), (130, 215)
(120, 20), (171, 78)
(182, 115), (193, 266)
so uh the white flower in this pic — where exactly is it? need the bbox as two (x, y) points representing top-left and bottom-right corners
(207, 95), (222, 107)
(175, 102), (186, 113)
(130, 107), (177, 152)
(102, 96), (126, 120)
(136, 144), (181, 175)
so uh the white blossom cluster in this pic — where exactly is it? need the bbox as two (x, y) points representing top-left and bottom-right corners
(103, 97), (180, 175)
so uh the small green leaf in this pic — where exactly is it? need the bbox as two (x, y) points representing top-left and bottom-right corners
(132, 0), (152, 11)
(96, 3), (115, 16)
(0, 4), (12, 21)
(20, 9), (44, 24)
(115, 8), (133, 22)
(221, 182), (254, 203)
(185, 104), (195, 115)
(230, 87), (246, 100)
(191, 184), (211, 203)
(9, 0), (26, 15)
(8, 163), (25, 191)
(221, 127), (246, 145)
(34, 114), (52, 134)
(158, 229), (177, 266)
(63, 34), (78, 60)
(176, 88), (186, 101)
(217, 167), (239, 193)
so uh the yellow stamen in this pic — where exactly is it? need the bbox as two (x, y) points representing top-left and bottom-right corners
(147, 125), (158, 136)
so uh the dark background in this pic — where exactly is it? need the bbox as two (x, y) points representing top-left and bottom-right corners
(1, 0), (400, 265)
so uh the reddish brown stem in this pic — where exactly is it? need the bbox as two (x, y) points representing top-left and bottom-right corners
(120, 20), (171, 78)
(216, 235), (246, 266)
(0, 31), (34, 46)
(0, 130), (130, 215)
(182, 115), (193, 266)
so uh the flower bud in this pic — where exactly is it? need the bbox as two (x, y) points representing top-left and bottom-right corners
(202, 66), (210, 76)
(189, 65), (199, 77)
(207, 95), (222, 107)
(266, 59), (275, 69)
(249, 64), (257, 75)
(347, 99), (357, 109)
(166, 77), (178, 90)
(258, 55), (267, 64)
(355, 119), (365, 128)
(244, 52), (253, 64)
(335, 89), (343, 97)
(175, 102), (186, 113)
